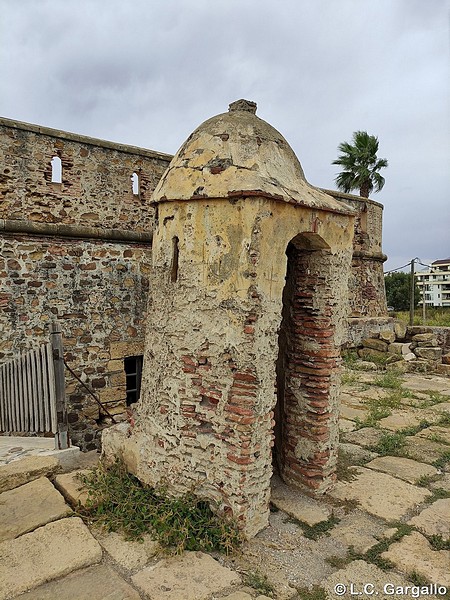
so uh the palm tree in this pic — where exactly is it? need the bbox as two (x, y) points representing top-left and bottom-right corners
(332, 131), (388, 198)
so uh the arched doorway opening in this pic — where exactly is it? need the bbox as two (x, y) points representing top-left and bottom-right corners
(274, 232), (340, 493)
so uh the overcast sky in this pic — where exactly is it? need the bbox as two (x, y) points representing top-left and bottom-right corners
(1, 0), (449, 273)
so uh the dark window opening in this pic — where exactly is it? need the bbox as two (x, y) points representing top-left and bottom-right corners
(124, 355), (143, 406)
(171, 236), (179, 282)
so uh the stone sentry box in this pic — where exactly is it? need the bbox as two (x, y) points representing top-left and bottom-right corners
(103, 100), (355, 537)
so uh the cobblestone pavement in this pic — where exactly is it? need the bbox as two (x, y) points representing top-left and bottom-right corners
(0, 366), (449, 600)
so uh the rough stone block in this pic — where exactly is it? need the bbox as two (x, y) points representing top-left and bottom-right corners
(362, 338), (388, 352)
(110, 340), (144, 360)
(388, 342), (411, 355)
(414, 347), (442, 361)
(357, 348), (385, 362)
(436, 364), (450, 376)
(9, 564), (141, 600)
(131, 551), (241, 600)
(379, 329), (395, 343)
(381, 531), (450, 586)
(365, 456), (438, 484)
(393, 320), (407, 341)
(0, 517), (102, 600)
(54, 470), (91, 508)
(0, 455), (59, 493)
(408, 498), (450, 540)
(329, 467), (431, 520)
(412, 333), (438, 346)
(0, 476), (71, 542)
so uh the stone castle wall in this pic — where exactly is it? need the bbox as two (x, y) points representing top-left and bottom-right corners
(0, 117), (389, 450)
(0, 117), (171, 449)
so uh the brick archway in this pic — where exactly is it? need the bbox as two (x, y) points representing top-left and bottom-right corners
(275, 232), (340, 493)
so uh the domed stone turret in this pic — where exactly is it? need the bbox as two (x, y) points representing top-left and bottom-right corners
(103, 100), (355, 539)
(153, 99), (349, 215)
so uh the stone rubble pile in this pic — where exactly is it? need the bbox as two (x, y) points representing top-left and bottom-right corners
(358, 322), (450, 376)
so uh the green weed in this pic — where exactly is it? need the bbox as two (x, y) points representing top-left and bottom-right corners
(79, 460), (241, 554)
(285, 514), (340, 540)
(432, 451), (450, 470)
(370, 432), (407, 457)
(373, 371), (403, 390)
(428, 534), (450, 551)
(425, 488), (450, 503)
(243, 571), (275, 597)
(296, 586), (327, 600)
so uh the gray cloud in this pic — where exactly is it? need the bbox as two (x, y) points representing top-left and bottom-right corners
(1, 0), (449, 270)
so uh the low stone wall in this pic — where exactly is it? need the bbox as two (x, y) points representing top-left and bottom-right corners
(357, 322), (450, 376)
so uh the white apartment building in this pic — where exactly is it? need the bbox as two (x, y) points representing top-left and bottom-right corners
(416, 258), (450, 307)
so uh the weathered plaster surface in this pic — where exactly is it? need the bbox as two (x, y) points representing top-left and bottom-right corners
(103, 101), (355, 537)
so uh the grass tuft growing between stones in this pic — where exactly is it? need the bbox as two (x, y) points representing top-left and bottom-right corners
(296, 585), (327, 600)
(370, 432), (407, 457)
(243, 570), (275, 597)
(285, 514), (340, 540)
(432, 450), (450, 470)
(373, 370), (403, 390)
(428, 534), (450, 551)
(346, 524), (413, 571)
(79, 459), (241, 554)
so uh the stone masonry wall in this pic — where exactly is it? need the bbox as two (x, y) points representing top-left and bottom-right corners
(0, 232), (151, 449)
(0, 117), (170, 231)
(324, 190), (388, 320)
(0, 118), (171, 449)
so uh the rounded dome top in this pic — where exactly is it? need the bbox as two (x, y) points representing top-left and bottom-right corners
(152, 100), (351, 214)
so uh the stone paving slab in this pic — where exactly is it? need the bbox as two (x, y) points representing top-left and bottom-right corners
(402, 436), (450, 464)
(430, 474), (450, 492)
(381, 531), (450, 587)
(378, 412), (423, 431)
(416, 425), (450, 444)
(329, 510), (388, 554)
(271, 475), (331, 526)
(53, 470), (91, 508)
(339, 443), (378, 465)
(408, 498), (450, 540)
(329, 467), (431, 521)
(365, 456), (439, 484)
(339, 418), (357, 433)
(93, 529), (160, 571)
(321, 559), (430, 600)
(342, 427), (384, 449)
(0, 517), (102, 600)
(131, 551), (241, 600)
(0, 476), (71, 542)
(402, 375), (450, 395)
(14, 564), (141, 600)
(340, 405), (369, 422)
(0, 455), (59, 493)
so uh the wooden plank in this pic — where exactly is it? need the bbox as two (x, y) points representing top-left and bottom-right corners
(50, 321), (68, 448)
(13, 357), (21, 432)
(22, 353), (29, 432)
(37, 345), (46, 432)
(25, 351), (34, 432)
(30, 348), (39, 433)
(0, 365), (5, 431)
(46, 342), (57, 433)
(5, 362), (12, 432)
(41, 344), (51, 432)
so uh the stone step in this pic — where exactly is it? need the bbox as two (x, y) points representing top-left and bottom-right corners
(0, 477), (71, 542)
(0, 517), (102, 600)
(0, 455), (59, 493)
